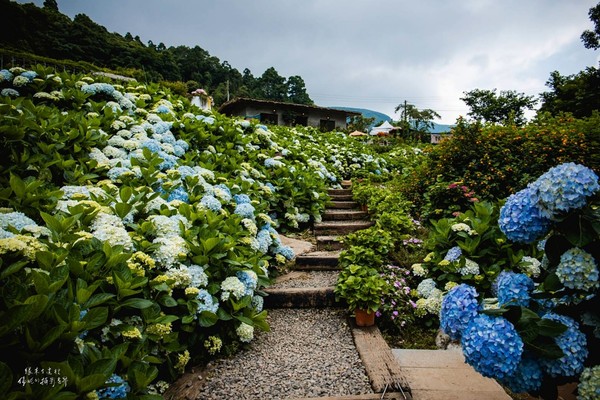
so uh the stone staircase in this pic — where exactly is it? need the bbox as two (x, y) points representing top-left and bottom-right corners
(264, 182), (375, 308)
(315, 185), (373, 251)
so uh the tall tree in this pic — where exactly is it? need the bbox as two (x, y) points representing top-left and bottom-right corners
(581, 2), (600, 50)
(287, 75), (313, 105)
(43, 0), (58, 11)
(540, 3), (600, 117)
(460, 89), (537, 126)
(257, 67), (287, 102)
(394, 102), (441, 141)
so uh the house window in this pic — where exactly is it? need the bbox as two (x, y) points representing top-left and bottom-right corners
(291, 115), (308, 126)
(320, 119), (335, 132)
(260, 113), (278, 125)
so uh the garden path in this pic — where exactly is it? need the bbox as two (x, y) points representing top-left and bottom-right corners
(166, 183), (510, 400)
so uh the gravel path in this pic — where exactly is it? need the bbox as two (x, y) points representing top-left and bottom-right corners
(195, 308), (373, 399)
(269, 271), (339, 289)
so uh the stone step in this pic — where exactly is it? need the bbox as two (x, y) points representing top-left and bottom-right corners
(341, 181), (352, 189)
(328, 201), (359, 209)
(392, 348), (511, 400)
(329, 194), (354, 201)
(263, 287), (342, 308)
(328, 188), (353, 196)
(323, 210), (368, 221)
(294, 251), (340, 270)
(314, 220), (374, 235)
(316, 235), (343, 251)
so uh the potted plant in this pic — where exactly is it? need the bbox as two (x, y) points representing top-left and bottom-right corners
(335, 264), (387, 327)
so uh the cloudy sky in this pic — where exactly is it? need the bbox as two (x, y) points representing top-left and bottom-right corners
(20, 0), (600, 123)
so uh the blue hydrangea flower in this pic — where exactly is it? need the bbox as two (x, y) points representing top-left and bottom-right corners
(156, 104), (170, 113)
(157, 151), (178, 170)
(499, 187), (551, 244)
(252, 295), (264, 312)
(236, 270), (258, 296)
(173, 145), (186, 157)
(168, 186), (190, 203)
(444, 246), (462, 262)
(152, 121), (172, 135)
(274, 245), (295, 260)
(1, 88), (19, 97)
(178, 165), (196, 179)
(97, 374), (130, 399)
(196, 289), (219, 313)
(440, 284), (480, 340)
(531, 162), (599, 217)
(234, 203), (255, 219)
(203, 116), (215, 125)
(500, 356), (543, 394)
(0, 69), (14, 82)
(255, 229), (272, 253)
(213, 184), (232, 202)
(0, 211), (37, 231)
(20, 70), (38, 80)
(188, 264), (208, 288)
(234, 194), (251, 204)
(200, 195), (222, 212)
(141, 139), (161, 153)
(540, 313), (588, 377)
(461, 314), (523, 380)
(265, 182), (277, 193)
(556, 247), (599, 292)
(495, 271), (534, 307)
(175, 139), (189, 151)
(264, 158), (283, 168)
(107, 167), (132, 181)
(0, 228), (15, 239)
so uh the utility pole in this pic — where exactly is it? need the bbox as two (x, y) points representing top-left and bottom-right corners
(226, 80), (230, 102)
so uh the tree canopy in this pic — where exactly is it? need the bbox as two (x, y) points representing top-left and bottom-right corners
(460, 89), (537, 126)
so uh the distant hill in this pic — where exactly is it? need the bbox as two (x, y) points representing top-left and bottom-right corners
(330, 106), (453, 133)
(329, 107), (391, 127)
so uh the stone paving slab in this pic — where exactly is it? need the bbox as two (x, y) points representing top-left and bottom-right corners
(280, 234), (315, 256)
(392, 349), (510, 400)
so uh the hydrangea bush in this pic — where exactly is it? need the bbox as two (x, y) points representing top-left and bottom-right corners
(438, 163), (599, 398)
(0, 66), (387, 398)
(410, 201), (540, 320)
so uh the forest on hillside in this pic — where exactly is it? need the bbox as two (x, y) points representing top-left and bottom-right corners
(0, 0), (314, 106)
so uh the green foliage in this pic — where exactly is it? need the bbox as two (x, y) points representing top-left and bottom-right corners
(400, 114), (600, 211)
(581, 2), (600, 50)
(539, 68), (600, 118)
(335, 264), (387, 313)
(416, 201), (538, 297)
(460, 88), (537, 126)
(394, 102), (441, 141)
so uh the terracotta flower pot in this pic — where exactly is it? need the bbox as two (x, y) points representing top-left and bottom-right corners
(355, 309), (375, 327)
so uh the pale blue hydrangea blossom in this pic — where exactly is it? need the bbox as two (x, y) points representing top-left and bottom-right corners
(556, 247), (599, 292)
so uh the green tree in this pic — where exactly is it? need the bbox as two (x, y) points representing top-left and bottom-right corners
(287, 75), (313, 105)
(347, 115), (376, 133)
(539, 68), (600, 118)
(257, 67), (287, 102)
(394, 102), (441, 141)
(43, 0), (58, 11)
(460, 89), (537, 126)
(581, 2), (600, 50)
